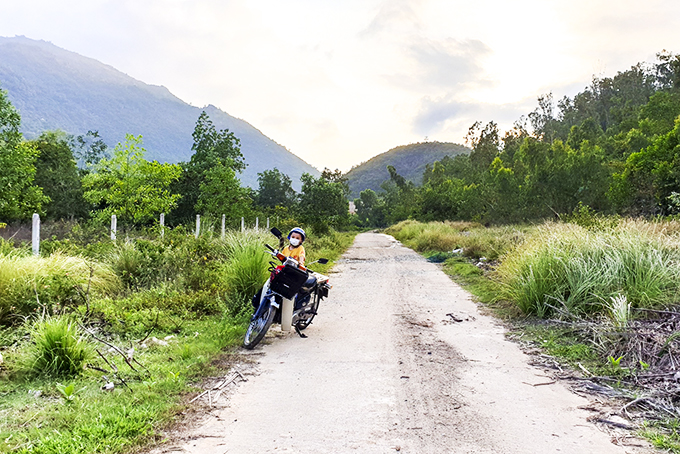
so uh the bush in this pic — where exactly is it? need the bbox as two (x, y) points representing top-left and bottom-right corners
(0, 252), (119, 324)
(220, 231), (272, 314)
(22, 315), (91, 377)
(386, 220), (525, 260)
(497, 221), (680, 317)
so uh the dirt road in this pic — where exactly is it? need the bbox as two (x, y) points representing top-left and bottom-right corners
(154, 232), (651, 453)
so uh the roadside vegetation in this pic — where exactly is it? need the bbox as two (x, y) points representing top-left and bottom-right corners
(4, 44), (680, 453)
(0, 226), (354, 454)
(387, 218), (680, 451)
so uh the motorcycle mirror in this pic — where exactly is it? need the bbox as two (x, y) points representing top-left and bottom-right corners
(317, 258), (329, 264)
(271, 227), (283, 238)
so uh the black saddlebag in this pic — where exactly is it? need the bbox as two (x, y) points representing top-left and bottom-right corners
(270, 264), (308, 299)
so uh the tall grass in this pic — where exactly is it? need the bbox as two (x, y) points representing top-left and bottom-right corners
(23, 315), (91, 377)
(0, 252), (119, 324)
(497, 222), (680, 317)
(386, 220), (528, 260)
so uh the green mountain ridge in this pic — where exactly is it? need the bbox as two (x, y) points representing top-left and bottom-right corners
(345, 141), (470, 198)
(0, 36), (319, 188)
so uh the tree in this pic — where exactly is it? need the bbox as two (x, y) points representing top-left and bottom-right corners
(196, 162), (252, 222)
(256, 168), (296, 209)
(82, 134), (181, 225)
(0, 88), (48, 221)
(70, 130), (109, 170)
(320, 168), (351, 198)
(466, 121), (501, 169)
(380, 166), (419, 223)
(529, 93), (558, 143)
(354, 189), (386, 227)
(298, 172), (349, 233)
(613, 118), (680, 215)
(172, 111), (245, 221)
(32, 131), (87, 220)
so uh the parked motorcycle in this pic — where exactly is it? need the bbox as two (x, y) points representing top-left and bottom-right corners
(243, 228), (331, 349)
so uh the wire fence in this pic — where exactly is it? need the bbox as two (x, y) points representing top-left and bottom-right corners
(1, 214), (272, 255)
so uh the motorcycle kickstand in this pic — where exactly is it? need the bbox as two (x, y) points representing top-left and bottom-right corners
(294, 325), (308, 338)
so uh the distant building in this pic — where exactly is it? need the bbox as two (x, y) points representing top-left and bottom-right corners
(349, 201), (356, 215)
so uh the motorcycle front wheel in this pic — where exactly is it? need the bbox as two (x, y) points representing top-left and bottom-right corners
(243, 297), (277, 349)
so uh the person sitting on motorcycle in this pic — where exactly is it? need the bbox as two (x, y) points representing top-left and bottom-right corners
(281, 227), (306, 266)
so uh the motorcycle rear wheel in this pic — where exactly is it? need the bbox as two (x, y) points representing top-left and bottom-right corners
(295, 293), (320, 331)
(243, 298), (277, 349)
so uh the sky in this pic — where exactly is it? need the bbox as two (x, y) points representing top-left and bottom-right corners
(2, 0), (680, 171)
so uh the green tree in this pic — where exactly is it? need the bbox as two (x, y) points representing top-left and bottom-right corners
(173, 112), (244, 221)
(70, 130), (109, 170)
(256, 168), (296, 209)
(196, 162), (252, 222)
(612, 118), (680, 215)
(354, 189), (387, 227)
(0, 88), (48, 221)
(82, 134), (181, 225)
(466, 121), (501, 169)
(320, 168), (351, 198)
(31, 131), (87, 220)
(298, 172), (349, 233)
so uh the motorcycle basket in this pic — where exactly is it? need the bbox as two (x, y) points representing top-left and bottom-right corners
(270, 264), (308, 299)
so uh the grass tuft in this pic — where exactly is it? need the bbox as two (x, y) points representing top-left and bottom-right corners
(497, 222), (680, 317)
(23, 315), (91, 378)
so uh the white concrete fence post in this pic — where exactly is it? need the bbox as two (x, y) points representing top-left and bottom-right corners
(241, 217), (244, 232)
(111, 215), (117, 241)
(267, 217), (270, 230)
(195, 215), (201, 239)
(221, 214), (226, 239)
(255, 217), (259, 231)
(32, 213), (40, 256)
(160, 213), (165, 239)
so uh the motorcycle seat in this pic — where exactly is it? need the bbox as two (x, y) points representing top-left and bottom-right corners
(300, 275), (318, 293)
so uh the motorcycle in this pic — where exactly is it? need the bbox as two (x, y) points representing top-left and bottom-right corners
(243, 227), (332, 349)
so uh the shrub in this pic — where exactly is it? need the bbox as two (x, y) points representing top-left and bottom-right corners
(0, 252), (119, 324)
(23, 315), (91, 377)
(497, 222), (680, 317)
(386, 220), (526, 260)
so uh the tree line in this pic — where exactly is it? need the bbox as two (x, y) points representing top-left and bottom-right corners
(0, 96), (350, 233)
(355, 51), (680, 227)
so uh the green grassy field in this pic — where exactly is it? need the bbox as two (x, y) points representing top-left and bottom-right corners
(0, 227), (355, 454)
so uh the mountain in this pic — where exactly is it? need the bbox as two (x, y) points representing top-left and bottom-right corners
(0, 36), (319, 188)
(345, 141), (470, 198)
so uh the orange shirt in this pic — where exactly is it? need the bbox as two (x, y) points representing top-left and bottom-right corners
(281, 244), (306, 265)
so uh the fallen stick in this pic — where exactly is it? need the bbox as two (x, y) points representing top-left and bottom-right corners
(82, 326), (139, 372)
(621, 397), (650, 416)
(217, 373), (242, 390)
(522, 381), (556, 387)
(96, 349), (118, 373)
(212, 389), (223, 406)
(189, 390), (209, 403)
(595, 418), (634, 430)
(214, 373), (235, 390)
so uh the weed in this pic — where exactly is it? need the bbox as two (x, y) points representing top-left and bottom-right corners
(55, 382), (83, 402)
(23, 315), (91, 378)
(386, 220), (529, 260)
(641, 419), (680, 452)
(608, 355), (624, 367)
(0, 252), (119, 324)
(497, 222), (680, 316)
